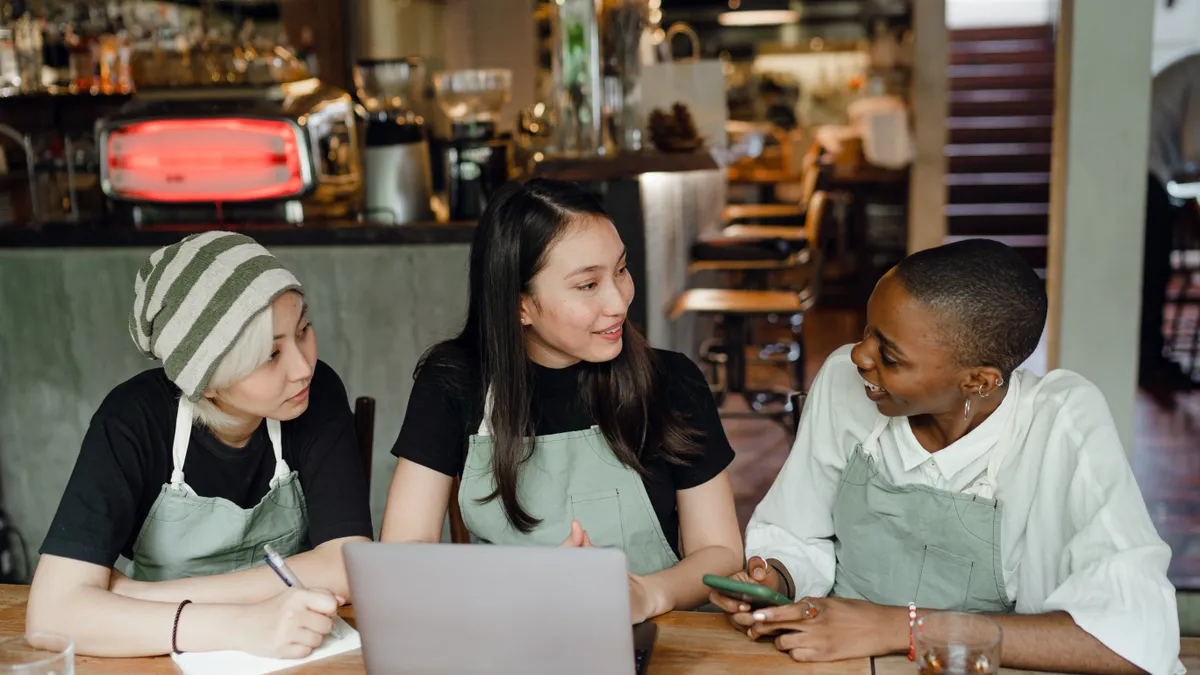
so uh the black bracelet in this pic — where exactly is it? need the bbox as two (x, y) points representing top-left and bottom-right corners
(172, 599), (192, 654)
(767, 560), (794, 599)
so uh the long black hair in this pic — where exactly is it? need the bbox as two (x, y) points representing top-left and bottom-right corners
(418, 178), (702, 532)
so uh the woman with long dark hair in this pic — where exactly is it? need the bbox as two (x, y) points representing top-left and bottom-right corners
(381, 178), (743, 621)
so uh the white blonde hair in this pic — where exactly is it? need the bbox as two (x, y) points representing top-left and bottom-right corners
(191, 306), (274, 432)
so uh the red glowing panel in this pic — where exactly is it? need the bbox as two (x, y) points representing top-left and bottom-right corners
(105, 118), (307, 202)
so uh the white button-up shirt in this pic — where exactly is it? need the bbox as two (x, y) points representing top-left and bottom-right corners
(746, 345), (1183, 675)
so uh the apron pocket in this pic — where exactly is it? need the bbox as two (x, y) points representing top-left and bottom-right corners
(915, 544), (973, 611)
(263, 528), (307, 559)
(569, 489), (625, 552)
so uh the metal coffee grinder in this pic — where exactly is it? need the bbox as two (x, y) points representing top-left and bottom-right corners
(354, 57), (434, 224)
(433, 69), (513, 221)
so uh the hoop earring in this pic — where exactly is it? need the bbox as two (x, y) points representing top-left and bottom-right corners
(963, 397), (971, 421)
(978, 384), (988, 398)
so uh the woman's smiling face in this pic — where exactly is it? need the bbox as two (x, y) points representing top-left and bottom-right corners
(849, 272), (970, 417)
(519, 214), (635, 369)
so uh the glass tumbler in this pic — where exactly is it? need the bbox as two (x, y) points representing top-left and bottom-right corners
(0, 634), (73, 675)
(915, 612), (1001, 675)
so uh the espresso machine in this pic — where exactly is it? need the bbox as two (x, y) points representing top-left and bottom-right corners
(433, 69), (512, 221)
(354, 57), (434, 224)
(96, 78), (363, 226)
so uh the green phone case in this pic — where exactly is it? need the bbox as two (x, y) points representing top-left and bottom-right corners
(702, 574), (792, 608)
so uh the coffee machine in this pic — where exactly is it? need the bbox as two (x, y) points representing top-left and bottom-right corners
(354, 57), (434, 224)
(433, 69), (512, 221)
(97, 79), (363, 226)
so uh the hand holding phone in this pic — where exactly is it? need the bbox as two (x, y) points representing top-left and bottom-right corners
(703, 574), (792, 609)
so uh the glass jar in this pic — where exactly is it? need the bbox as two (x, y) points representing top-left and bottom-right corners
(550, 0), (603, 156)
(604, 0), (647, 153)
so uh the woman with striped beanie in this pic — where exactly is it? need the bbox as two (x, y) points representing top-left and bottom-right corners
(28, 232), (373, 659)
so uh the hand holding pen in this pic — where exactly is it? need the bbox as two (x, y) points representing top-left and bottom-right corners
(233, 543), (343, 658)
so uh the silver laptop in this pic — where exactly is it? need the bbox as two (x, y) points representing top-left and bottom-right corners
(344, 542), (652, 675)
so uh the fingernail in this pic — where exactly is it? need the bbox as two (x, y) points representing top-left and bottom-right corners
(739, 604), (749, 612)
(747, 628), (754, 638)
(752, 611), (767, 621)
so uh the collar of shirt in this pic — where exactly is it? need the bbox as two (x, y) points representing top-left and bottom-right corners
(888, 385), (1020, 481)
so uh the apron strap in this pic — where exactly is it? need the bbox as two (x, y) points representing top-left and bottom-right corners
(267, 418), (290, 485)
(476, 385), (494, 437)
(171, 397), (195, 487)
(862, 415), (891, 462)
(973, 373), (1022, 500)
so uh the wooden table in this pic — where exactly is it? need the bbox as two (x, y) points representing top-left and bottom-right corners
(0, 585), (1196, 674)
(0, 585), (860, 674)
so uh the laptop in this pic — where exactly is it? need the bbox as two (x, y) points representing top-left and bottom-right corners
(344, 542), (657, 675)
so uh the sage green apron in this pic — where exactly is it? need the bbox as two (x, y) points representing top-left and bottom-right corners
(830, 377), (1019, 613)
(127, 396), (309, 582)
(457, 389), (680, 576)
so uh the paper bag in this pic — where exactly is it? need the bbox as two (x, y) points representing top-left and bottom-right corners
(641, 23), (729, 150)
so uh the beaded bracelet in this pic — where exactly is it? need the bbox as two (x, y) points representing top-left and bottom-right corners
(907, 602), (918, 661)
(172, 599), (193, 654)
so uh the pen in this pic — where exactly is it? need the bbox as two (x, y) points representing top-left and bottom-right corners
(263, 543), (306, 589)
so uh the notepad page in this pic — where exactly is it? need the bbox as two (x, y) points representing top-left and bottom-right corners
(171, 616), (361, 675)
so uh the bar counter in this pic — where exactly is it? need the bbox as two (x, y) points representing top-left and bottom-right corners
(0, 220), (478, 248)
(0, 221), (476, 559)
(0, 150), (724, 576)
(0, 585), (1192, 674)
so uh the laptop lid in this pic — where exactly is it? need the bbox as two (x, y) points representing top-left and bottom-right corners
(345, 542), (637, 675)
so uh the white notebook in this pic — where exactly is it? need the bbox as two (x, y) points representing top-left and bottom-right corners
(171, 616), (361, 675)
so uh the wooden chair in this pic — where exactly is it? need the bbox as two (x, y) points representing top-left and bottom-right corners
(448, 477), (471, 543)
(355, 395), (470, 543)
(789, 391), (807, 437)
(354, 397), (375, 484)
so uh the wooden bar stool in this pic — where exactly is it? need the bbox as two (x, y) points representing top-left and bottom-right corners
(721, 202), (804, 224)
(721, 144), (823, 227)
(674, 193), (828, 422)
(690, 192), (828, 298)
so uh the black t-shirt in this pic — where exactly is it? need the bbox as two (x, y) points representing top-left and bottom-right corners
(40, 360), (374, 568)
(390, 349), (735, 556)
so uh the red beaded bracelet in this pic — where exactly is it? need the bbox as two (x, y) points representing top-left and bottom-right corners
(907, 602), (918, 661)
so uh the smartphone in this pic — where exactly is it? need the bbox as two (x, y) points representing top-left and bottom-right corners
(702, 574), (792, 609)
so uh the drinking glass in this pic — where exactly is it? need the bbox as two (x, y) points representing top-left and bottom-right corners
(0, 634), (73, 674)
(915, 612), (1001, 675)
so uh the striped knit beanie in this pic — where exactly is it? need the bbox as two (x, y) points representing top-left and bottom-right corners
(129, 231), (302, 402)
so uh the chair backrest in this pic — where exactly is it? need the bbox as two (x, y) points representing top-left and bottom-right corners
(798, 144), (821, 207)
(354, 397), (375, 484)
(448, 477), (472, 543)
(789, 390), (807, 435)
(794, 189), (831, 310)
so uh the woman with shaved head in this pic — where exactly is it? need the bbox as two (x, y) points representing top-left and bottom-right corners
(712, 239), (1181, 675)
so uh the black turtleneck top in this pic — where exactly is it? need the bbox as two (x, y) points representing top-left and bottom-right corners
(391, 349), (734, 556)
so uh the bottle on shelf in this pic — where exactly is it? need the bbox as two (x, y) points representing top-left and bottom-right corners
(14, 12), (43, 93)
(0, 20), (18, 96)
